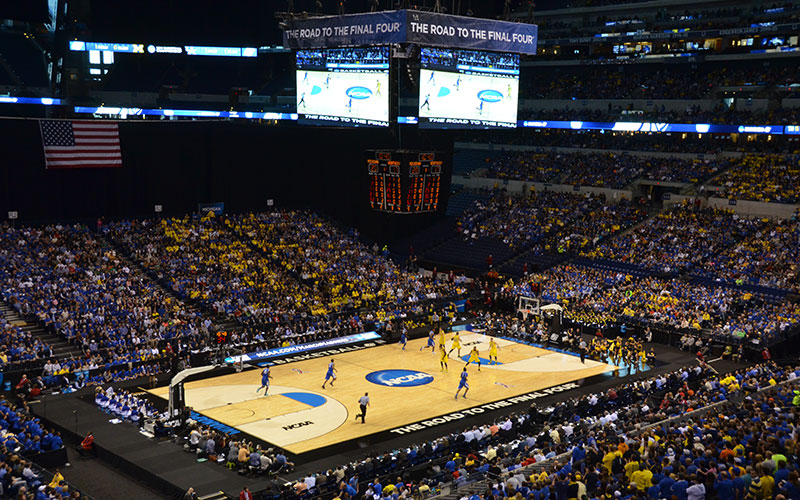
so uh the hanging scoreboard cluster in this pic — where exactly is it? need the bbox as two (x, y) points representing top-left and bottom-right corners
(407, 153), (442, 212)
(367, 152), (402, 212)
(367, 150), (443, 213)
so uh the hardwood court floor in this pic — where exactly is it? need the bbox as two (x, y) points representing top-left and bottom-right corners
(148, 332), (616, 454)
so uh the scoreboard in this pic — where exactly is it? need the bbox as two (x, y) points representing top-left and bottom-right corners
(367, 150), (445, 213)
(407, 153), (443, 212)
(367, 152), (402, 212)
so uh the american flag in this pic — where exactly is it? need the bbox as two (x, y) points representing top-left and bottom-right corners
(39, 120), (122, 169)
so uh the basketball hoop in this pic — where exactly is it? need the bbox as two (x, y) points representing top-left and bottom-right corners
(517, 296), (540, 320)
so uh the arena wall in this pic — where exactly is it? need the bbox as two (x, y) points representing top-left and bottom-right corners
(452, 174), (633, 201)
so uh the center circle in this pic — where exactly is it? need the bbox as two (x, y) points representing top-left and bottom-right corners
(366, 369), (434, 387)
(477, 89), (503, 103)
(345, 86), (373, 100)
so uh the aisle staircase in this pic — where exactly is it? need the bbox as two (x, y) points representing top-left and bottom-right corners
(452, 148), (505, 176)
(422, 236), (519, 272)
(388, 217), (456, 265)
(498, 250), (571, 277)
(0, 302), (84, 364)
(445, 190), (492, 217)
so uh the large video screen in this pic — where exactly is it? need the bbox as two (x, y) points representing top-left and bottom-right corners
(418, 47), (519, 129)
(296, 47), (390, 127)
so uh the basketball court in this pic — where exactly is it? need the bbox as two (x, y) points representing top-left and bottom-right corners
(147, 328), (617, 455)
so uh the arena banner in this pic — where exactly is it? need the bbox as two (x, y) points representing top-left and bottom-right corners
(405, 10), (538, 55)
(282, 11), (406, 49)
(198, 201), (224, 215)
(281, 10), (538, 55)
(224, 331), (381, 364)
(520, 120), (787, 135)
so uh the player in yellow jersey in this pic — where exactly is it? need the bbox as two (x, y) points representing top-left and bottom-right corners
(437, 329), (447, 351)
(465, 346), (481, 371)
(448, 331), (462, 358)
(488, 338), (500, 365)
(439, 345), (449, 371)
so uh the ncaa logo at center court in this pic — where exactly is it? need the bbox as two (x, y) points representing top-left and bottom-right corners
(345, 86), (373, 100)
(366, 369), (434, 387)
(477, 89), (503, 103)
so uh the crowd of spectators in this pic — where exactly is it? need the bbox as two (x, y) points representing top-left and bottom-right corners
(712, 154), (800, 204)
(457, 191), (647, 253)
(182, 414), (296, 477)
(480, 149), (732, 186)
(533, 2), (800, 33)
(0, 224), (209, 368)
(452, 361), (800, 500)
(481, 311), (654, 370)
(583, 202), (769, 274)
(483, 150), (640, 187)
(107, 214), (308, 323)
(500, 263), (800, 344)
(522, 63), (800, 100)
(524, 66), (706, 100)
(224, 212), (466, 317)
(32, 355), (165, 397)
(108, 213), (467, 347)
(503, 264), (631, 327)
(456, 128), (800, 155)
(696, 217), (800, 292)
(0, 215), (472, 394)
(82, 361), (164, 388)
(0, 396), (81, 499)
(0, 397), (63, 457)
(0, 318), (54, 367)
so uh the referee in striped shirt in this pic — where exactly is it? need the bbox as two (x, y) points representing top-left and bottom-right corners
(355, 393), (370, 424)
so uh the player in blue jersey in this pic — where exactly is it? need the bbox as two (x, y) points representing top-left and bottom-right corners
(298, 92), (306, 109)
(419, 330), (435, 352)
(303, 71), (309, 83)
(428, 71), (435, 85)
(325, 74), (331, 88)
(420, 94), (431, 111)
(455, 75), (461, 91)
(346, 97), (353, 112)
(455, 367), (469, 399)
(477, 100), (484, 115)
(322, 359), (337, 389)
(399, 327), (408, 350)
(256, 366), (272, 396)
